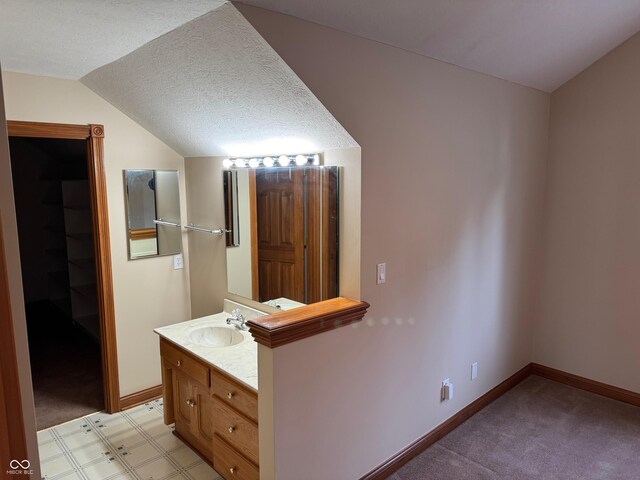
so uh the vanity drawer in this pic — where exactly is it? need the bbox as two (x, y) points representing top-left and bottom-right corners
(213, 398), (259, 465)
(214, 434), (259, 480)
(160, 339), (210, 388)
(211, 369), (258, 423)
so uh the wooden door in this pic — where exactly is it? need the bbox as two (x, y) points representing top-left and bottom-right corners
(255, 169), (305, 303)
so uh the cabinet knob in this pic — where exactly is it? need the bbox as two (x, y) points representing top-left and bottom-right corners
(176, 360), (181, 367)
(228, 426), (236, 433)
(227, 392), (234, 400)
(186, 399), (195, 407)
(229, 467), (237, 475)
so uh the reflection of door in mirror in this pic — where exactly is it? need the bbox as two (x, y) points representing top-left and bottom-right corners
(124, 169), (183, 260)
(225, 166), (339, 309)
(255, 168), (305, 303)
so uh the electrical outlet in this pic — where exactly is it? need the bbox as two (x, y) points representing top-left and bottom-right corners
(471, 362), (478, 380)
(173, 253), (184, 270)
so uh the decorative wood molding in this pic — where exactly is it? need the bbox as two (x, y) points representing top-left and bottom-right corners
(7, 120), (91, 139)
(247, 297), (369, 348)
(120, 385), (163, 411)
(129, 228), (157, 241)
(7, 120), (121, 414)
(248, 170), (259, 302)
(530, 363), (640, 407)
(360, 364), (532, 480)
(86, 124), (121, 413)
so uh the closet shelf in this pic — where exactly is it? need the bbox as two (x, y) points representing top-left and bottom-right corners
(68, 258), (95, 270)
(70, 283), (97, 301)
(66, 232), (93, 242)
(63, 205), (90, 211)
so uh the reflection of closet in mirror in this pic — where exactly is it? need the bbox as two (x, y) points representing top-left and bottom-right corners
(224, 166), (339, 309)
(124, 169), (183, 260)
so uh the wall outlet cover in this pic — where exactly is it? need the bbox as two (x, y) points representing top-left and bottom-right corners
(173, 253), (184, 270)
(376, 263), (386, 285)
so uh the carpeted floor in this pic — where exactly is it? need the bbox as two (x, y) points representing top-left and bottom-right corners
(391, 376), (640, 480)
(26, 301), (104, 430)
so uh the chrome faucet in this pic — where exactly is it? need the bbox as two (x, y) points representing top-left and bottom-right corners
(226, 309), (248, 331)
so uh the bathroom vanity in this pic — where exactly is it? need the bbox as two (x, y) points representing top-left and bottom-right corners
(155, 303), (260, 480)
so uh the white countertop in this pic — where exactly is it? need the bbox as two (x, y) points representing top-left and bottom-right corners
(154, 300), (264, 392)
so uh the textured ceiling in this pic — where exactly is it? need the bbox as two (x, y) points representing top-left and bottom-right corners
(237, 0), (640, 92)
(81, 4), (357, 157)
(0, 0), (225, 79)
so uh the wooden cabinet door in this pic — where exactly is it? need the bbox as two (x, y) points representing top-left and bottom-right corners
(193, 381), (214, 458)
(173, 369), (194, 430)
(255, 168), (305, 303)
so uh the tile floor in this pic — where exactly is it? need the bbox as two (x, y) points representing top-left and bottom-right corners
(38, 399), (222, 480)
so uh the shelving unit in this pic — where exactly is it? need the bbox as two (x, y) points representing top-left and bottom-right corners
(40, 178), (72, 317)
(62, 180), (100, 343)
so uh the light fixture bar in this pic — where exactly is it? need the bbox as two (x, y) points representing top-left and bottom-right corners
(223, 153), (321, 169)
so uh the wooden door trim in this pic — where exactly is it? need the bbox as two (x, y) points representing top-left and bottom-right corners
(7, 121), (121, 413)
(248, 171), (259, 301)
(0, 211), (28, 470)
(7, 121), (91, 140)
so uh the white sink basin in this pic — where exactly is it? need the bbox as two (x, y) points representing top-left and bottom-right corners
(188, 326), (244, 348)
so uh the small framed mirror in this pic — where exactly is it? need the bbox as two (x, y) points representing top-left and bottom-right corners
(124, 169), (183, 260)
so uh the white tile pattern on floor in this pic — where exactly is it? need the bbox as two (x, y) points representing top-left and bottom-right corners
(38, 399), (222, 480)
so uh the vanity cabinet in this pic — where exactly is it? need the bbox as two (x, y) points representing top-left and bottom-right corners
(172, 370), (214, 459)
(160, 339), (259, 480)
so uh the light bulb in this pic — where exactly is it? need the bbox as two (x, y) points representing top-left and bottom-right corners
(295, 154), (307, 166)
(263, 156), (274, 167)
(234, 158), (246, 168)
(222, 158), (233, 168)
(312, 154), (320, 165)
(278, 155), (290, 166)
(248, 158), (260, 168)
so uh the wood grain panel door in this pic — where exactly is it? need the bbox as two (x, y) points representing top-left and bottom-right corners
(193, 382), (214, 458)
(255, 169), (305, 303)
(173, 370), (194, 431)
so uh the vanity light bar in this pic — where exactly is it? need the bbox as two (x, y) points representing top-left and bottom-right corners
(223, 153), (321, 169)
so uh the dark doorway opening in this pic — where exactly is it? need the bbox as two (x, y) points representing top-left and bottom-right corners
(9, 137), (103, 429)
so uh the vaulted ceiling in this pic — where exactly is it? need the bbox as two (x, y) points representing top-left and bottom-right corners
(238, 0), (640, 92)
(0, 0), (225, 79)
(80, 4), (357, 157)
(2, 0), (640, 157)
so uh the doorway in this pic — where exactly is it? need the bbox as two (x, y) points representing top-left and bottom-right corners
(7, 121), (119, 428)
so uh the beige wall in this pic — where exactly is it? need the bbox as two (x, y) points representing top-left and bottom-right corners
(2, 72), (191, 396)
(185, 156), (228, 318)
(0, 68), (41, 478)
(534, 32), (640, 393)
(323, 147), (361, 300)
(226, 169), (253, 299)
(239, 6), (550, 479)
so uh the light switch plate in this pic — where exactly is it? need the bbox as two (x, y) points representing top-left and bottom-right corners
(173, 253), (184, 270)
(376, 263), (386, 285)
(471, 362), (478, 380)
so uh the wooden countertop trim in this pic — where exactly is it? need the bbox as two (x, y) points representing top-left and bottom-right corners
(246, 297), (369, 348)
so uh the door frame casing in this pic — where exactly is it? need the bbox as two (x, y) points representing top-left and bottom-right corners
(7, 120), (120, 413)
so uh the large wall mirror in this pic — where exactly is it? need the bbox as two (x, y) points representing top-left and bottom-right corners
(224, 166), (339, 310)
(124, 169), (183, 260)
